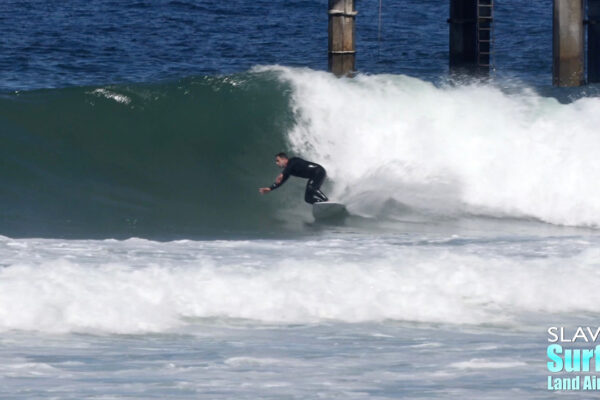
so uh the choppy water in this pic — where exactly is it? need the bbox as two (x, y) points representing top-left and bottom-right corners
(2, 0), (600, 398)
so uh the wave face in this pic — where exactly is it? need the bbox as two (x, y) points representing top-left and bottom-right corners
(0, 73), (297, 238)
(268, 66), (600, 227)
(2, 66), (600, 238)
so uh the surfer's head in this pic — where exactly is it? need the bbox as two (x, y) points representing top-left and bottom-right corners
(275, 152), (288, 168)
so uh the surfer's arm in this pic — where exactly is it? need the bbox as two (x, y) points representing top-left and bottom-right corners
(259, 173), (289, 194)
(269, 172), (289, 190)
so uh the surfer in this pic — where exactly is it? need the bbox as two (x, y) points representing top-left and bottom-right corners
(259, 152), (329, 204)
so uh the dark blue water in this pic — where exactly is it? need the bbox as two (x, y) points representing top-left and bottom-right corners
(1, 0), (557, 90)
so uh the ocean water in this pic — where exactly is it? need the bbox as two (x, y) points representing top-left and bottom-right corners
(2, 0), (600, 398)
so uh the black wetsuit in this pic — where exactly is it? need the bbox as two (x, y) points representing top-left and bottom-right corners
(269, 157), (329, 204)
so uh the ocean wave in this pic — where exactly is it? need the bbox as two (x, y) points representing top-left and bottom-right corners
(0, 237), (598, 334)
(2, 66), (600, 237)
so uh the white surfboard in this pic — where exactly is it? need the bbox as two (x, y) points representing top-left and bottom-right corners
(312, 202), (348, 220)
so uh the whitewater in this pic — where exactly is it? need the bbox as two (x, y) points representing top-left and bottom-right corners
(264, 66), (600, 228)
(2, 67), (600, 399)
(0, 231), (599, 335)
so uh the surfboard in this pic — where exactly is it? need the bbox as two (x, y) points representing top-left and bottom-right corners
(312, 202), (348, 220)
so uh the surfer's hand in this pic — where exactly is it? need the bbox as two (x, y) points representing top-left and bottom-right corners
(259, 187), (271, 194)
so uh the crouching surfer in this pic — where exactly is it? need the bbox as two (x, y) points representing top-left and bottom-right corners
(259, 152), (328, 204)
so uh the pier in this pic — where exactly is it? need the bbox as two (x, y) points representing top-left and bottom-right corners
(448, 0), (493, 76)
(328, 0), (600, 86)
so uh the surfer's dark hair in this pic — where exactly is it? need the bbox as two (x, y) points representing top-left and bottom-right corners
(275, 152), (288, 159)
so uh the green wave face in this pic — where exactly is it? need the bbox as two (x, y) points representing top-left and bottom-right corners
(0, 73), (301, 238)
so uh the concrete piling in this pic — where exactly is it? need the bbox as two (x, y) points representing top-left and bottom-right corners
(328, 0), (357, 76)
(553, 0), (584, 86)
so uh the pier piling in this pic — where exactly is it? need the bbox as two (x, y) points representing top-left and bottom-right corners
(328, 0), (356, 76)
(588, 0), (600, 82)
(449, 0), (493, 76)
(553, 0), (584, 86)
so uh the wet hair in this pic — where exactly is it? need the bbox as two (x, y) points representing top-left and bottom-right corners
(275, 152), (288, 159)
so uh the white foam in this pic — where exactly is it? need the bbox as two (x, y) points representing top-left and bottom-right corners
(262, 66), (600, 227)
(0, 359), (63, 377)
(224, 357), (303, 367)
(1, 237), (600, 334)
(450, 358), (528, 370)
(91, 88), (131, 104)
